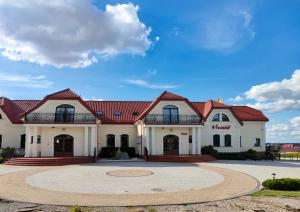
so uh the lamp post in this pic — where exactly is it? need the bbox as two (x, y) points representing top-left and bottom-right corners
(272, 173), (276, 180)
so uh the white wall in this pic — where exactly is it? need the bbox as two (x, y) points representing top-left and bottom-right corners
(240, 121), (266, 152)
(0, 109), (25, 149)
(98, 125), (137, 150)
(148, 101), (198, 116)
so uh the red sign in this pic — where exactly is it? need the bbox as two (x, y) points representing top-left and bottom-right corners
(212, 124), (230, 130)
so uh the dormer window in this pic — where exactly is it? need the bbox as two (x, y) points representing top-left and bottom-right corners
(96, 111), (104, 116)
(212, 113), (230, 122)
(163, 105), (179, 124)
(212, 114), (220, 121)
(55, 104), (75, 123)
(222, 114), (230, 122)
(114, 111), (121, 116)
(132, 111), (139, 116)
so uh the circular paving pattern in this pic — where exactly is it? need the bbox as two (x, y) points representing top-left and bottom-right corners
(107, 170), (153, 177)
(0, 162), (259, 206)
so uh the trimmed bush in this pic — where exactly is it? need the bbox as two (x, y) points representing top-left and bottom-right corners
(0, 147), (16, 159)
(246, 149), (259, 160)
(201, 145), (218, 157)
(99, 147), (137, 158)
(70, 205), (82, 212)
(0, 156), (4, 164)
(262, 178), (300, 191)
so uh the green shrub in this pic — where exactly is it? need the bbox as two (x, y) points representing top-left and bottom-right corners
(70, 205), (82, 212)
(0, 147), (16, 159)
(262, 178), (300, 191)
(246, 149), (259, 160)
(201, 145), (218, 157)
(0, 156), (5, 164)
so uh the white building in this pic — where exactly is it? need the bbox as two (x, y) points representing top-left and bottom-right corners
(0, 89), (268, 158)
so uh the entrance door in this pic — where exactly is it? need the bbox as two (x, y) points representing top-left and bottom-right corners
(54, 134), (74, 157)
(163, 135), (179, 155)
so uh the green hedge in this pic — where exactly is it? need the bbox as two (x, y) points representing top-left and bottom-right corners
(262, 178), (300, 191)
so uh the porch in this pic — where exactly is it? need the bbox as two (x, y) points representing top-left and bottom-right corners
(24, 125), (97, 157)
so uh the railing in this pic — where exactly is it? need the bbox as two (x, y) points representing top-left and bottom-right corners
(144, 114), (202, 125)
(25, 113), (96, 124)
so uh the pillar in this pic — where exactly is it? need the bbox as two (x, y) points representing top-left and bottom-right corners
(151, 127), (156, 155)
(31, 126), (38, 157)
(84, 126), (89, 156)
(145, 127), (150, 153)
(192, 127), (196, 154)
(197, 127), (201, 155)
(90, 126), (96, 156)
(25, 126), (31, 157)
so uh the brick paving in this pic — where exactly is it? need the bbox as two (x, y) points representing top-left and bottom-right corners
(0, 163), (258, 206)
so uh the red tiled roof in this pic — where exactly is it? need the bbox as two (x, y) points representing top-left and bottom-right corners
(231, 106), (269, 122)
(45, 88), (81, 99)
(0, 90), (269, 124)
(86, 101), (151, 124)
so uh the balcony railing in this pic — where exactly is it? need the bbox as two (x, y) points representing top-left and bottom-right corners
(144, 114), (202, 125)
(25, 113), (96, 124)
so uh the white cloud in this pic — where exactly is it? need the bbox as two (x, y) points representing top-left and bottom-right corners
(147, 69), (157, 76)
(267, 117), (300, 142)
(291, 116), (300, 128)
(245, 69), (300, 112)
(197, 8), (255, 52)
(0, 72), (53, 88)
(0, 1), (152, 68)
(127, 79), (178, 89)
(229, 95), (244, 102)
(83, 96), (104, 101)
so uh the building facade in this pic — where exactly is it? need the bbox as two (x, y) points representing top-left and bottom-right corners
(0, 89), (268, 157)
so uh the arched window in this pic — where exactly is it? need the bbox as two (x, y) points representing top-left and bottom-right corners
(106, 134), (115, 147)
(213, 134), (220, 147)
(163, 105), (179, 124)
(212, 113), (220, 121)
(0, 134), (2, 148)
(224, 134), (231, 147)
(20, 134), (26, 149)
(222, 114), (230, 121)
(55, 104), (75, 123)
(120, 134), (129, 148)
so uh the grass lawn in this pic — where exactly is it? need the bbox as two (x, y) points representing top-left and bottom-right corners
(251, 189), (300, 197)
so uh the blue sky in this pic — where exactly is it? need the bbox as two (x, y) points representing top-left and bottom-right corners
(0, 0), (299, 143)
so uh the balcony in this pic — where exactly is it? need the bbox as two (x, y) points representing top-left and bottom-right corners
(144, 114), (202, 125)
(25, 113), (96, 124)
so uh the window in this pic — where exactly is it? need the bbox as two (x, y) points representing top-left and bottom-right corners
(120, 134), (129, 148)
(114, 111), (121, 116)
(0, 114), (2, 119)
(31, 136), (33, 144)
(96, 111), (104, 116)
(213, 134), (220, 147)
(132, 111), (139, 116)
(212, 114), (220, 121)
(106, 134), (115, 147)
(222, 114), (230, 121)
(0, 134), (2, 148)
(163, 105), (179, 124)
(240, 136), (242, 147)
(55, 104), (75, 123)
(224, 134), (231, 147)
(189, 135), (192, 143)
(255, 138), (261, 147)
(20, 134), (26, 149)
(37, 135), (41, 144)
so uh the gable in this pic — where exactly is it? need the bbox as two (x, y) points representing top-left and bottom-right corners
(206, 108), (240, 125)
(148, 101), (199, 116)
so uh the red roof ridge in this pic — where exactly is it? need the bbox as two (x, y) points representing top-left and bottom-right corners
(45, 88), (81, 99)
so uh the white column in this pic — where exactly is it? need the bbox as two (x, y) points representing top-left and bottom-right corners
(151, 127), (156, 155)
(90, 126), (96, 156)
(197, 127), (201, 155)
(145, 127), (150, 153)
(192, 127), (196, 154)
(25, 127), (31, 157)
(32, 126), (38, 157)
(84, 126), (89, 156)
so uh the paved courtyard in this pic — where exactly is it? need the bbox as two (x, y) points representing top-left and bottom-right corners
(0, 161), (257, 206)
(0, 160), (298, 206)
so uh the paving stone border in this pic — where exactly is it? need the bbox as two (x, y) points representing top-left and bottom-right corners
(0, 164), (259, 206)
